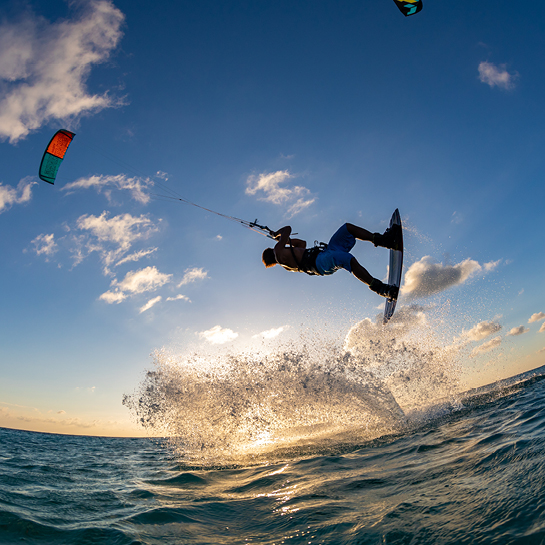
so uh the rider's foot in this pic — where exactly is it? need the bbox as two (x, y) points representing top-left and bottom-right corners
(369, 279), (399, 300)
(373, 223), (401, 251)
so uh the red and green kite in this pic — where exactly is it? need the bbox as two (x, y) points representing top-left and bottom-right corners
(39, 130), (75, 184)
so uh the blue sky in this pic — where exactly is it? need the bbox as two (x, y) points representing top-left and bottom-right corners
(0, 0), (544, 436)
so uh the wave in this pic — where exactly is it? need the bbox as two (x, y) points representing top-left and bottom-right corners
(0, 510), (138, 545)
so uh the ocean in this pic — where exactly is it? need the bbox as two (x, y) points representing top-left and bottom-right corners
(2, 332), (545, 544)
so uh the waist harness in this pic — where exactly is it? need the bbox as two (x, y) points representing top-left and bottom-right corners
(290, 243), (327, 276)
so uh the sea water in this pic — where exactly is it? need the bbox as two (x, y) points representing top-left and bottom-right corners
(2, 317), (545, 544)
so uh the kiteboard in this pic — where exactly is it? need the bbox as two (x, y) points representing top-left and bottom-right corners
(383, 208), (403, 324)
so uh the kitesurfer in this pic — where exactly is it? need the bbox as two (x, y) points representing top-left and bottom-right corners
(262, 223), (401, 299)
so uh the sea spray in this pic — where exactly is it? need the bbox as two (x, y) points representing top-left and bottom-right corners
(123, 340), (404, 460)
(124, 305), (464, 461)
(344, 304), (463, 412)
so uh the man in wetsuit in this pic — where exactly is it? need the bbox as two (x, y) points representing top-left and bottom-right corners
(261, 223), (401, 299)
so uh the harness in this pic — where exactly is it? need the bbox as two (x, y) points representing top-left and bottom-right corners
(289, 241), (327, 276)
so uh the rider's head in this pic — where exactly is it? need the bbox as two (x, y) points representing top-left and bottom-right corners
(262, 248), (277, 268)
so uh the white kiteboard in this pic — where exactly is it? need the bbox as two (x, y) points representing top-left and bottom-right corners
(383, 208), (403, 324)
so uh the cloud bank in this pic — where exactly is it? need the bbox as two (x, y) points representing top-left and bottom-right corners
(0, 0), (125, 142)
(246, 170), (315, 217)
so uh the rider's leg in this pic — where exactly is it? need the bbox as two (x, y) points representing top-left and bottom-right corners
(350, 257), (373, 285)
(345, 223), (373, 242)
(346, 222), (400, 251)
(350, 257), (399, 299)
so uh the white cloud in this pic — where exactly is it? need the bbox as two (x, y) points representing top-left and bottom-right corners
(139, 296), (162, 313)
(402, 256), (488, 298)
(99, 290), (126, 304)
(100, 266), (171, 304)
(177, 267), (208, 287)
(245, 170), (315, 217)
(451, 211), (464, 224)
(75, 212), (158, 272)
(166, 294), (191, 303)
(529, 312), (545, 323)
(75, 386), (96, 394)
(463, 320), (502, 341)
(483, 260), (501, 272)
(77, 212), (153, 247)
(478, 61), (518, 90)
(540, 323), (545, 334)
(0, 1), (125, 143)
(0, 178), (36, 213)
(31, 211), (165, 303)
(62, 174), (153, 204)
(507, 326), (530, 337)
(253, 326), (287, 339)
(115, 248), (157, 267)
(199, 325), (238, 344)
(472, 336), (502, 356)
(111, 266), (170, 295)
(31, 233), (57, 257)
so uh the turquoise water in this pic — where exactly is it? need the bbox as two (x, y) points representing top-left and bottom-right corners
(2, 366), (545, 544)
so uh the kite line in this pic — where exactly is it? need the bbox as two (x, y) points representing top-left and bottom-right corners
(38, 130), (277, 240)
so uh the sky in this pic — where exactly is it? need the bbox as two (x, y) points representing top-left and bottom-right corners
(0, 0), (544, 437)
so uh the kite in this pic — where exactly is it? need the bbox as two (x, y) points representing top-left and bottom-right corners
(393, 0), (423, 16)
(39, 130), (76, 184)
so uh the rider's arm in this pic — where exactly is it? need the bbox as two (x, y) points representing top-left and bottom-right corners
(273, 228), (307, 249)
(273, 226), (292, 252)
(289, 238), (306, 249)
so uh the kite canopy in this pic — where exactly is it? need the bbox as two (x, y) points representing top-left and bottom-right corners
(39, 130), (76, 184)
(392, 0), (423, 16)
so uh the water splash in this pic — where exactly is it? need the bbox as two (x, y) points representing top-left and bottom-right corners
(344, 304), (463, 413)
(123, 340), (404, 462)
(124, 305), (463, 463)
